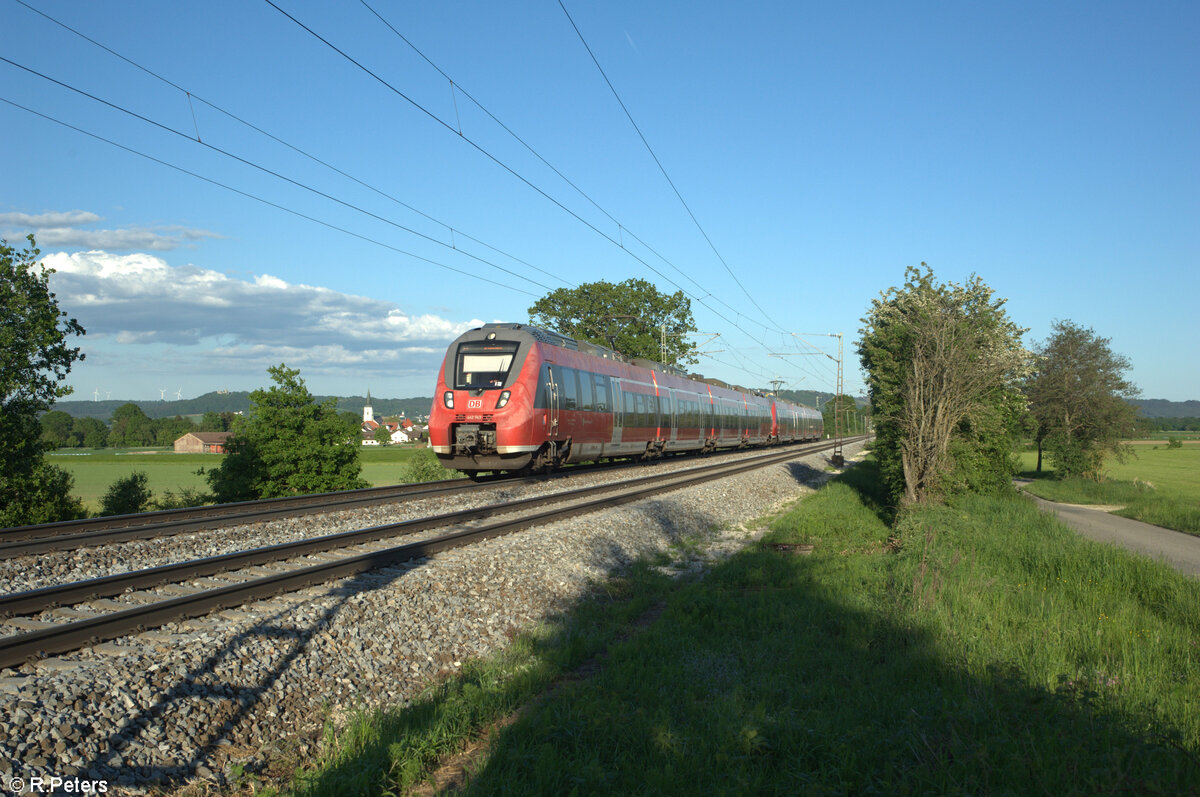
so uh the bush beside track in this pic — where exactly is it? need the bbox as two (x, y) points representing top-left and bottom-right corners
(279, 458), (1200, 795)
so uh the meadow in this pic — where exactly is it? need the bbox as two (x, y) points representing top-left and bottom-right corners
(277, 458), (1200, 795)
(48, 445), (429, 513)
(1019, 443), (1200, 536)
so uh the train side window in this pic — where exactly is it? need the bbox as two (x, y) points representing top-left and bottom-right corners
(579, 371), (595, 412)
(593, 374), (610, 412)
(623, 390), (635, 424)
(561, 368), (578, 410)
(534, 364), (549, 409)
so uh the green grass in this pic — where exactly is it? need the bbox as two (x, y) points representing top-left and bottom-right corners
(47, 444), (444, 513)
(356, 445), (436, 486)
(48, 449), (215, 512)
(277, 460), (1200, 794)
(1019, 446), (1200, 535)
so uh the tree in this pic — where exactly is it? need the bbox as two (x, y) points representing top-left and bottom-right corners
(1026, 320), (1138, 479)
(40, 409), (75, 448)
(528, 278), (698, 366)
(152, 415), (196, 446)
(206, 364), (367, 502)
(858, 265), (1030, 506)
(373, 424), (392, 445)
(199, 411), (233, 432)
(0, 235), (87, 525)
(72, 416), (108, 448)
(99, 471), (153, 516)
(108, 402), (154, 447)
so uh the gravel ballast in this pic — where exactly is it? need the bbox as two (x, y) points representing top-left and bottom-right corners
(0, 443), (862, 792)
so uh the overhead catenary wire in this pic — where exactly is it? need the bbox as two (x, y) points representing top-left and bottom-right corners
(0, 96), (540, 298)
(350, 1), (828, 389)
(9, 0), (572, 291)
(557, 0), (790, 336)
(0, 55), (559, 294)
(355, 0), (793, 345)
(9, 1), (843, 395)
(264, 0), (800, 362)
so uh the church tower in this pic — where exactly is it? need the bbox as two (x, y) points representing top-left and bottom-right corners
(363, 389), (374, 424)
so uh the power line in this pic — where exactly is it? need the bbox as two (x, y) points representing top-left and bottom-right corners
(0, 54), (559, 293)
(265, 0), (794, 355)
(355, 0), (793, 344)
(0, 95), (541, 298)
(11, 2), (844, 395)
(557, 0), (788, 335)
(10, 0), (572, 291)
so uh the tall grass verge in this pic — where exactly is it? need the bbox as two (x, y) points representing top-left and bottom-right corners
(279, 458), (1199, 794)
(463, 459), (1199, 793)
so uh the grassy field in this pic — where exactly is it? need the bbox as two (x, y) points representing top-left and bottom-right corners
(48, 445), (434, 513)
(274, 460), (1200, 795)
(1019, 445), (1200, 536)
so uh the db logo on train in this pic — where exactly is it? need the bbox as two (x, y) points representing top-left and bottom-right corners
(467, 399), (483, 409)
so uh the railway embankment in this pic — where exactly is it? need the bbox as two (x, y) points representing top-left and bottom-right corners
(297, 452), (1200, 795)
(0, 443), (856, 792)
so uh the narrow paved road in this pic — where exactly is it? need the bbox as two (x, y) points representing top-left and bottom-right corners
(1018, 486), (1200, 578)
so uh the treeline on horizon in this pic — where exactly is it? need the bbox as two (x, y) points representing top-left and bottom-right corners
(39, 399), (431, 450)
(50, 392), (436, 423)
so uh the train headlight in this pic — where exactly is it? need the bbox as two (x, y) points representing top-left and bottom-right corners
(496, 390), (511, 409)
(443, 391), (454, 408)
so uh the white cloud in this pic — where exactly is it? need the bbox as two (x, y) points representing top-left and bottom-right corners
(43, 250), (481, 362)
(1, 210), (217, 251)
(0, 210), (101, 227)
(31, 226), (219, 251)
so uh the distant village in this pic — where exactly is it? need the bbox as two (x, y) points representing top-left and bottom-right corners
(171, 394), (428, 453)
(356, 393), (429, 446)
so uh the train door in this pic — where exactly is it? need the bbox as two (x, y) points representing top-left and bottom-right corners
(610, 378), (623, 447)
(544, 364), (560, 438)
(664, 389), (676, 444)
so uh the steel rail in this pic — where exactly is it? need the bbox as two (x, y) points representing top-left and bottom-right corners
(0, 478), (478, 546)
(0, 445), (751, 552)
(0, 438), (857, 669)
(0, 475), (533, 559)
(0, 440), (844, 558)
(0, 439), (856, 617)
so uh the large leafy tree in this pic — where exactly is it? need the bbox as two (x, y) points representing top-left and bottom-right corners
(858, 265), (1030, 506)
(1026, 320), (1137, 479)
(528, 278), (698, 366)
(107, 402), (155, 447)
(207, 364), (367, 502)
(39, 409), (75, 448)
(1, 235), (87, 525)
(72, 416), (108, 448)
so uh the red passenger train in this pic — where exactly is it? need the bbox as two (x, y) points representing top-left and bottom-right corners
(429, 323), (823, 475)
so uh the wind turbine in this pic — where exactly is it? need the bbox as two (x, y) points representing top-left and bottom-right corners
(93, 388), (99, 402)
(159, 388), (167, 401)
(174, 387), (183, 400)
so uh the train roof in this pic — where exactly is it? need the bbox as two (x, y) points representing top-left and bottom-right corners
(473, 322), (776, 401)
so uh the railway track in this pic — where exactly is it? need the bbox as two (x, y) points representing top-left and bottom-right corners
(0, 449), (754, 557)
(0, 437), (859, 669)
(0, 477), (484, 556)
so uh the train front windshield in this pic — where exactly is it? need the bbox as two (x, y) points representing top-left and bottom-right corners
(454, 341), (520, 389)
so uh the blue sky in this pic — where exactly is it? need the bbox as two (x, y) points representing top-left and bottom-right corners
(3, 0), (1196, 403)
